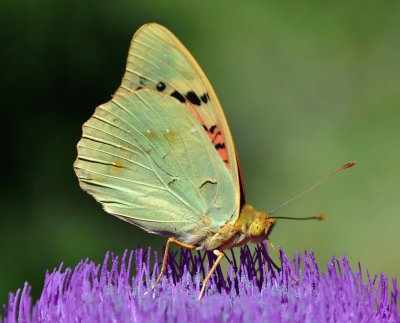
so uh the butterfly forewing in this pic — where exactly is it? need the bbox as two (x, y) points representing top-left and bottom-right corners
(74, 90), (237, 245)
(114, 23), (241, 205)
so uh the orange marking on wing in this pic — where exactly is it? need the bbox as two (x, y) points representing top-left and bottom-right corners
(209, 125), (229, 165)
(184, 102), (231, 169)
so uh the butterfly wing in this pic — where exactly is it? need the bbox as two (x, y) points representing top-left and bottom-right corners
(74, 90), (237, 246)
(114, 23), (242, 205)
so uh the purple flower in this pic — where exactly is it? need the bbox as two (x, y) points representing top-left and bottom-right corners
(1, 244), (399, 322)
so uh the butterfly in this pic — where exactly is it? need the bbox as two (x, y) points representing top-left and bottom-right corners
(74, 23), (354, 300)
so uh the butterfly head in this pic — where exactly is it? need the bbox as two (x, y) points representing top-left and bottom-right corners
(238, 205), (276, 243)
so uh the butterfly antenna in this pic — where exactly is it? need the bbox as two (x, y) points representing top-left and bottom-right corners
(269, 161), (356, 215)
(273, 215), (326, 221)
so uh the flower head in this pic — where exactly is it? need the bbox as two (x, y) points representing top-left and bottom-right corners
(1, 245), (399, 322)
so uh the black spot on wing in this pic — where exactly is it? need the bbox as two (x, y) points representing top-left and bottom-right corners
(136, 86), (143, 90)
(156, 82), (166, 92)
(200, 93), (209, 104)
(215, 143), (225, 150)
(186, 91), (201, 106)
(209, 125), (217, 133)
(171, 91), (186, 103)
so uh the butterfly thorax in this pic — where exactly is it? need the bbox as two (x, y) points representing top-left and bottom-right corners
(200, 205), (276, 250)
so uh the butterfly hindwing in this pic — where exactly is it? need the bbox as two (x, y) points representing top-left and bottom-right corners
(74, 90), (237, 245)
(114, 23), (241, 205)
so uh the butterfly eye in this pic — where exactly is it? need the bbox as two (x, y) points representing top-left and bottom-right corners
(250, 220), (265, 237)
(156, 82), (166, 92)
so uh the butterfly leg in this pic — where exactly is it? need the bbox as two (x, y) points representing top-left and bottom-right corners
(267, 240), (282, 265)
(198, 249), (225, 301)
(153, 238), (196, 289)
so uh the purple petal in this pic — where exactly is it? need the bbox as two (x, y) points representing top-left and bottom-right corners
(1, 244), (399, 322)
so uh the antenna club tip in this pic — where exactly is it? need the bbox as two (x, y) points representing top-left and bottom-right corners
(318, 215), (327, 220)
(342, 161), (357, 169)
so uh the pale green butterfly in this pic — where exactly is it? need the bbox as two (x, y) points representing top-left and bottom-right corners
(74, 23), (355, 300)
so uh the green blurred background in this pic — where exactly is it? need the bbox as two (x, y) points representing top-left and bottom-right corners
(1, 0), (399, 305)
